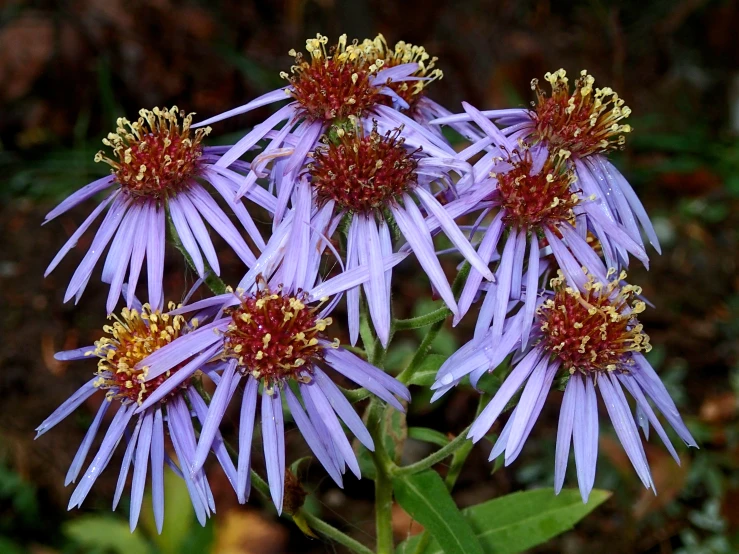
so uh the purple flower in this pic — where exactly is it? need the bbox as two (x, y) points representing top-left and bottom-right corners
(134, 245), (410, 514)
(35, 298), (233, 532)
(431, 101), (649, 352)
(194, 34), (460, 223)
(434, 269), (696, 502)
(433, 69), (660, 266)
(44, 107), (274, 313)
(272, 123), (493, 347)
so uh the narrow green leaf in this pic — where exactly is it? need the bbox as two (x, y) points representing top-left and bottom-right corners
(383, 407), (408, 465)
(64, 516), (153, 554)
(392, 471), (484, 554)
(397, 488), (611, 554)
(408, 427), (450, 448)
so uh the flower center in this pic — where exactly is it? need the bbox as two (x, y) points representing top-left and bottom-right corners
(537, 271), (651, 375)
(223, 287), (333, 384)
(496, 150), (579, 229)
(360, 34), (443, 108)
(91, 303), (194, 404)
(95, 106), (209, 199)
(284, 34), (386, 121)
(530, 69), (632, 157)
(309, 124), (419, 213)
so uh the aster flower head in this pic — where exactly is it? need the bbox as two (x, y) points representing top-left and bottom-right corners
(133, 239), (411, 514)
(35, 298), (235, 532)
(44, 106), (273, 313)
(433, 70), (660, 263)
(435, 269), (697, 503)
(273, 120), (493, 347)
(196, 33), (458, 221)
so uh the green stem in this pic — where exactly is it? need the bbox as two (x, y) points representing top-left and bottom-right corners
(366, 398), (395, 554)
(297, 510), (374, 554)
(393, 306), (451, 331)
(392, 425), (471, 477)
(166, 211), (228, 295)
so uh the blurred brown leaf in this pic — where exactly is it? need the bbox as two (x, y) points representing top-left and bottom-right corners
(213, 508), (288, 554)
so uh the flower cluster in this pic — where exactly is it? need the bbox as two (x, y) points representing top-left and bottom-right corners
(39, 32), (694, 535)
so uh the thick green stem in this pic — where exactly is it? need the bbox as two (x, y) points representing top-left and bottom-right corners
(297, 510), (374, 554)
(366, 398), (395, 554)
(391, 425), (471, 477)
(393, 306), (451, 331)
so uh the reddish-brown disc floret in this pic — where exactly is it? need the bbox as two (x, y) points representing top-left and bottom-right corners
(310, 125), (419, 213)
(537, 272), (651, 375)
(223, 287), (333, 385)
(91, 303), (193, 404)
(95, 106), (209, 199)
(530, 69), (632, 158)
(496, 151), (579, 229)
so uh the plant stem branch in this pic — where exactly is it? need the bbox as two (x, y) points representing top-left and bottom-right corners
(297, 510), (375, 554)
(392, 425), (471, 477)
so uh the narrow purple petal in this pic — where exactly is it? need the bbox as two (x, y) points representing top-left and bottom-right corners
(169, 196), (205, 276)
(192, 361), (239, 473)
(554, 368), (576, 494)
(237, 377), (258, 503)
(130, 409), (154, 531)
(346, 218), (360, 346)
(618, 373), (679, 463)
(283, 386), (343, 487)
(113, 413), (142, 510)
(146, 203), (165, 310)
(175, 193), (220, 275)
(599, 372), (654, 491)
(262, 388), (285, 513)
(521, 235), (541, 348)
(69, 403), (136, 509)
(505, 356), (555, 461)
(36, 379), (98, 437)
(137, 343), (222, 411)
(151, 407), (165, 533)
(54, 346), (96, 362)
(45, 191), (118, 276)
(301, 381), (361, 478)
(468, 347), (543, 442)
(195, 88), (290, 127)
(45, 175), (116, 223)
(65, 400), (109, 486)
(572, 375), (598, 503)
(359, 215), (390, 347)
(391, 199), (458, 315)
(491, 231), (519, 340)
(313, 368), (374, 450)
(126, 204), (151, 307)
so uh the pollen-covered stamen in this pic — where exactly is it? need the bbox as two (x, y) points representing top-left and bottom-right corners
(360, 34), (443, 107)
(496, 150), (579, 229)
(223, 287), (333, 385)
(285, 34), (386, 121)
(309, 124), (419, 213)
(537, 270), (651, 375)
(90, 302), (195, 405)
(530, 69), (632, 157)
(95, 106), (210, 199)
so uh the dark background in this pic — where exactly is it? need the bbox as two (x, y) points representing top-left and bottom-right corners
(1, 1), (738, 552)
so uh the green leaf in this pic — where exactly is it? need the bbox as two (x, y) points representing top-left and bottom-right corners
(407, 354), (448, 387)
(383, 407), (408, 465)
(408, 427), (450, 448)
(397, 488), (611, 554)
(64, 516), (153, 554)
(392, 471), (484, 554)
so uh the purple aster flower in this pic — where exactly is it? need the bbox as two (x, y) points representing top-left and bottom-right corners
(273, 122), (493, 347)
(434, 269), (696, 502)
(430, 103), (648, 352)
(44, 106), (274, 313)
(194, 34), (460, 223)
(35, 297), (234, 532)
(132, 243), (410, 514)
(433, 69), (660, 265)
